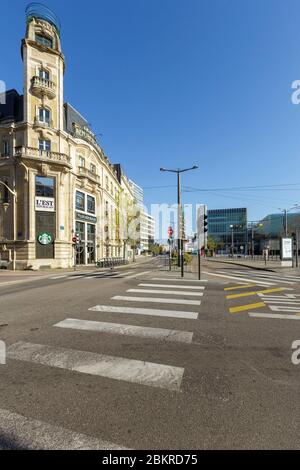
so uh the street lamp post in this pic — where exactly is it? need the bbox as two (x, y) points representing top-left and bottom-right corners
(160, 165), (198, 277)
(0, 180), (17, 270)
(278, 205), (300, 237)
(230, 224), (234, 257)
(250, 222), (264, 259)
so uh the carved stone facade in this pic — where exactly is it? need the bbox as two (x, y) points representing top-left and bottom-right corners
(0, 7), (135, 269)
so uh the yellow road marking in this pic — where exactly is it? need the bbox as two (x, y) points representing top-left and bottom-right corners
(226, 287), (284, 300)
(224, 284), (255, 291)
(229, 302), (266, 314)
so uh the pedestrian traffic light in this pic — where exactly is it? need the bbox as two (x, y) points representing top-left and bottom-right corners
(204, 214), (208, 233)
(72, 233), (80, 246)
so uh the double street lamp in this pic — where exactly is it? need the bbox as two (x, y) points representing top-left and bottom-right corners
(0, 180), (17, 270)
(160, 165), (198, 277)
(278, 205), (300, 237)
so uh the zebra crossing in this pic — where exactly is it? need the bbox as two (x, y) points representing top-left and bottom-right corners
(3, 272), (209, 449)
(206, 269), (300, 287)
(7, 275), (206, 394)
(49, 269), (151, 282)
(224, 274), (300, 321)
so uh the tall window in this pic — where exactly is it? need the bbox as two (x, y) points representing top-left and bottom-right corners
(38, 139), (51, 154)
(90, 163), (96, 174)
(39, 69), (50, 80)
(38, 108), (50, 125)
(75, 191), (85, 211)
(3, 141), (9, 157)
(35, 34), (53, 49)
(35, 176), (55, 198)
(79, 156), (85, 168)
(87, 195), (95, 214)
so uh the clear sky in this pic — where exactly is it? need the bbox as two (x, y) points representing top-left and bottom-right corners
(2, 0), (300, 230)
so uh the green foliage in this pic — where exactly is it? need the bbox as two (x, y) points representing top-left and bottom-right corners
(207, 235), (217, 252)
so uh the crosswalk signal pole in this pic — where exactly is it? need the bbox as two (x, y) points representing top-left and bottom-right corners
(72, 233), (80, 271)
(160, 165), (198, 278)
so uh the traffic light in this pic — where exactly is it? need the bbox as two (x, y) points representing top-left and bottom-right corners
(72, 233), (80, 246)
(204, 214), (208, 233)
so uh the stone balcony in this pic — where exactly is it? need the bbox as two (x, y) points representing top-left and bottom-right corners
(14, 146), (71, 168)
(77, 166), (100, 184)
(33, 116), (54, 129)
(31, 76), (56, 99)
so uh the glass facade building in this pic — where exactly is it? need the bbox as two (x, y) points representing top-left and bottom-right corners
(208, 208), (248, 254)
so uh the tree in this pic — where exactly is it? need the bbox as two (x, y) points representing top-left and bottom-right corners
(207, 235), (217, 254)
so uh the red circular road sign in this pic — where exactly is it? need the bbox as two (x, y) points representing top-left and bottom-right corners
(168, 226), (174, 237)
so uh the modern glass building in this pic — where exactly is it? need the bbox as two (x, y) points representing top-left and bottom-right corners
(208, 208), (248, 254)
(257, 213), (300, 238)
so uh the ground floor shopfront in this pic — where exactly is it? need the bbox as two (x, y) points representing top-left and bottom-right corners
(0, 173), (131, 270)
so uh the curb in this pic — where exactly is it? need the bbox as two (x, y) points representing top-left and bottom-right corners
(206, 258), (276, 272)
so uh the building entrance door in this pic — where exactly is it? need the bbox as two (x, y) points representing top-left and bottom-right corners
(87, 223), (96, 264)
(75, 221), (85, 265)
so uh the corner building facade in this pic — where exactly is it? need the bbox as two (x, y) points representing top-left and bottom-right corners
(0, 5), (135, 269)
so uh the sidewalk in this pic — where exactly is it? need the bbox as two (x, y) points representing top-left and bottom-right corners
(0, 256), (151, 283)
(204, 257), (300, 272)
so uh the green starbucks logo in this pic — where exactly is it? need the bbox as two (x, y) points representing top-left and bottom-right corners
(37, 232), (52, 245)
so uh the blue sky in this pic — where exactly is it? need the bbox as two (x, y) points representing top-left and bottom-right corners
(2, 0), (300, 228)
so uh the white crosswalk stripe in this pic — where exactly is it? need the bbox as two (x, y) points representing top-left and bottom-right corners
(269, 305), (300, 312)
(127, 288), (203, 297)
(123, 271), (151, 279)
(232, 270), (300, 282)
(50, 275), (68, 280)
(204, 271), (275, 286)
(8, 342), (184, 392)
(89, 305), (199, 319)
(0, 408), (127, 450)
(151, 278), (207, 282)
(230, 271), (296, 285)
(249, 312), (300, 320)
(54, 318), (193, 343)
(111, 295), (201, 306)
(138, 283), (205, 290)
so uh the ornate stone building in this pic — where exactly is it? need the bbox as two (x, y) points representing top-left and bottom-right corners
(0, 4), (135, 269)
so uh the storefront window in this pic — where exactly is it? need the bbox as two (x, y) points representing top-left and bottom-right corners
(76, 191), (85, 211)
(87, 195), (95, 214)
(87, 223), (95, 241)
(36, 176), (55, 197)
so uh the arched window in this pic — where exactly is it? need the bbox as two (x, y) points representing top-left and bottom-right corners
(38, 107), (51, 125)
(38, 68), (50, 80)
(35, 33), (53, 49)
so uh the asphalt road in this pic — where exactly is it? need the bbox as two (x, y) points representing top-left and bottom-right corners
(0, 257), (299, 450)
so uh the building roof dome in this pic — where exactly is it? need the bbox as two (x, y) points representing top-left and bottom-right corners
(25, 3), (61, 36)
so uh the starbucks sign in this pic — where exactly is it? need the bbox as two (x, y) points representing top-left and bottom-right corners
(37, 232), (52, 245)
